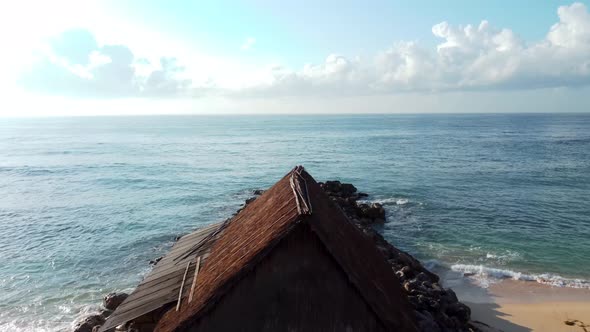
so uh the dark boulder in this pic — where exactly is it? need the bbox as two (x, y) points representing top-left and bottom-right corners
(339, 183), (357, 196)
(319, 180), (342, 194)
(99, 309), (113, 318)
(358, 203), (385, 220)
(445, 302), (471, 324)
(103, 292), (128, 311)
(149, 256), (162, 265)
(73, 314), (105, 332)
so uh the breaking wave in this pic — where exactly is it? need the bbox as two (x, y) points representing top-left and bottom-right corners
(359, 197), (413, 206)
(450, 264), (590, 289)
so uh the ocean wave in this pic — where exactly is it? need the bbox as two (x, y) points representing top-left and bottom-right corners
(359, 197), (412, 206)
(484, 250), (521, 263)
(450, 264), (590, 289)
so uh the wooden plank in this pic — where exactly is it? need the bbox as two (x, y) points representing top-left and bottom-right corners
(143, 252), (209, 282)
(162, 229), (218, 255)
(189, 256), (201, 303)
(99, 224), (222, 332)
(109, 268), (195, 324)
(115, 265), (196, 312)
(110, 245), (213, 314)
(177, 261), (191, 311)
(146, 244), (211, 278)
(115, 270), (187, 312)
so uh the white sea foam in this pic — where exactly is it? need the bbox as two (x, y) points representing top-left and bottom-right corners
(484, 250), (521, 262)
(450, 264), (590, 289)
(359, 197), (412, 205)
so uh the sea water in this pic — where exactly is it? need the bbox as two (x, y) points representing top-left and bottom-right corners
(1, 114), (589, 331)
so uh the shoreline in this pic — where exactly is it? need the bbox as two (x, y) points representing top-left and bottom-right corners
(447, 273), (590, 332)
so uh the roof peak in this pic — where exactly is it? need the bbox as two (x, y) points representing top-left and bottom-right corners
(289, 165), (312, 216)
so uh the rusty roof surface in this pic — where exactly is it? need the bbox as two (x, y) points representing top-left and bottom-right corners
(99, 221), (225, 332)
(156, 167), (417, 332)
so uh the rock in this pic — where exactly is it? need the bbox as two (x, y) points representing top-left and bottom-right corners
(370, 203), (386, 219)
(359, 217), (372, 225)
(399, 266), (414, 279)
(125, 322), (140, 332)
(253, 189), (265, 195)
(149, 256), (162, 265)
(357, 203), (385, 221)
(103, 292), (129, 310)
(339, 183), (357, 195)
(100, 309), (114, 318)
(416, 272), (430, 282)
(320, 180), (342, 194)
(346, 197), (357, 205)
(415, 310), (441, 332)
(244, 197), (257, 205)
(442, 289), (459, 303)
(73, 314), (105, 332)
(446, 302), (471, 323)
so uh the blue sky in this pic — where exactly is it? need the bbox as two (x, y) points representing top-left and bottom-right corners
(103, 0), (580, 66)
(1, 0), (589, 115)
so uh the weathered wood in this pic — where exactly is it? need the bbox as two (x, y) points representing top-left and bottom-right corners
(176, 261), (191, 311)
(188, 256), (201, 303)
(98, 222), (222, 332)
(172, 224), (387, 332)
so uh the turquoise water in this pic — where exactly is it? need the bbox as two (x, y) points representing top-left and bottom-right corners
(1, 114), (589, 331)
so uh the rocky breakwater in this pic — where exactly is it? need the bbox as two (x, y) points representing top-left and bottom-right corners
(72, 293), (128, 332)
(318, 181), (478, 332)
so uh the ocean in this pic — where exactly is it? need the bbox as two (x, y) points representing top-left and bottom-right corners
(1, 114), (589, 331)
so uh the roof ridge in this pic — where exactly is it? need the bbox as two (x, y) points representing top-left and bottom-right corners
(289, 165), (313, 216)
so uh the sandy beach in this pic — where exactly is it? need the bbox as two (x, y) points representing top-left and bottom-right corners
(452, 278), (590, 332)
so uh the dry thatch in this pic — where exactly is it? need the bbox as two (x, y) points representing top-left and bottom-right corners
(155, 166), (417, 332)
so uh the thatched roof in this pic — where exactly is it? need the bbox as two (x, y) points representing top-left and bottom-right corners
(155, 166), (417, 332)
(99, 222), (225, 332)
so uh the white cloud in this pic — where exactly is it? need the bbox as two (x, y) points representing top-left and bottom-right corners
(547, 2), (590, 48)
(12, 2), (590, 100)
(242, 2), (590, 96)
(18, 29), (196, 98)
(241, 37), (256, 51)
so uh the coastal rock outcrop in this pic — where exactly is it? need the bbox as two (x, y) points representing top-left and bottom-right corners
(318, 180), (477, 332)
(73, 314), (105, 332)
(103, 292), (129, 311)
(72, 293), (128, 332)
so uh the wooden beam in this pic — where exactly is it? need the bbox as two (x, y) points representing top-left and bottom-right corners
(188, 256), (202, 303)
(176, 261), (191, 311)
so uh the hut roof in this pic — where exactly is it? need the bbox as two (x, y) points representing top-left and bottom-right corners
(99, 221), (226, 332)
(155, 166), (417, 332)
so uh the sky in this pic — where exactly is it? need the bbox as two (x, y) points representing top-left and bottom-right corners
(1, 0), (590, 116)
